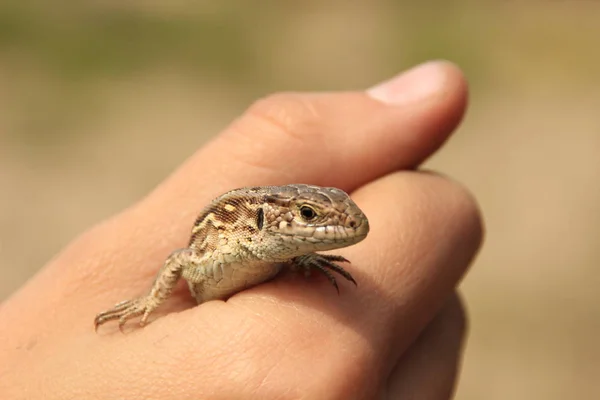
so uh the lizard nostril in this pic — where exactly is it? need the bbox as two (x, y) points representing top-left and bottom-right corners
(348, 220), (356, 228)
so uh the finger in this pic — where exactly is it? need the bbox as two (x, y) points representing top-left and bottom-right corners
(342, 172), (482, 361)
(385, 293), (468, 400)
(148, 60), (467, 218)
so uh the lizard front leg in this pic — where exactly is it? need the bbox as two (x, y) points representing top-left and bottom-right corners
(94, 248), (200, 331)
(290, 253), (357, 293)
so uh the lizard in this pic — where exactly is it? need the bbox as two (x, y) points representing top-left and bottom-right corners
(94, 184), (370, 331)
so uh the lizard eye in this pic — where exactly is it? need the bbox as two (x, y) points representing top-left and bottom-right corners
(299, 206), (317, 221)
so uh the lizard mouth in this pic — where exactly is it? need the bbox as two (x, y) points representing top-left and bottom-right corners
(281, 218), (369, 244)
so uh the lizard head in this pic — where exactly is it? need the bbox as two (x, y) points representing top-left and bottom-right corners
(259, 184), (370, 259)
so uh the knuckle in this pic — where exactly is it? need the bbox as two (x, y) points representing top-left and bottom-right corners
(394, 172), (485, 265)
(397, 172), (485, 249)
(444, 179), (485, 251)
(444, 292), (468, 340)
(241, 92), (322, 139)
(414, 173), (484, 252)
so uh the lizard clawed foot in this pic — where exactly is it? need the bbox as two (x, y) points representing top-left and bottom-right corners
(94, 297), (156, 333)
(291, 253), (357, 294)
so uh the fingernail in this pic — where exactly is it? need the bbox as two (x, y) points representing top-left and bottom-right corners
(367, 61), (447, 105)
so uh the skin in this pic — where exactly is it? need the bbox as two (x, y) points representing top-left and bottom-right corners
(0, 60), (483, 399)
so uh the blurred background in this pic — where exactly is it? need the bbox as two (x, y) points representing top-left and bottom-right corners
(1, 1), (598, 398)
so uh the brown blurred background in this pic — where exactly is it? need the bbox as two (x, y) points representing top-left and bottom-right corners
(1, 1), (599, 399)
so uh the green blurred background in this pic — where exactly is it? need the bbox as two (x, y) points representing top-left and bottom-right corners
(1, 1), (599, 399)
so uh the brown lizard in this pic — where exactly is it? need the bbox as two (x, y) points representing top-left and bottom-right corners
(94, 184), (370, 331)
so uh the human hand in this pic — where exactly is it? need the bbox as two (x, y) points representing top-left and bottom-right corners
(0, 61), (482, 399)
